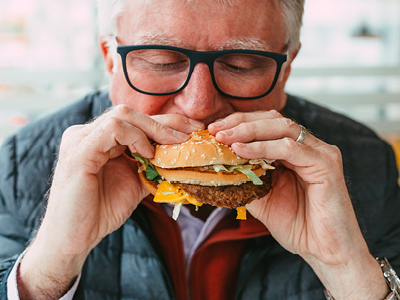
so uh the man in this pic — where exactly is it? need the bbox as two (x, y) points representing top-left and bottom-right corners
(0, 0), (399, 299)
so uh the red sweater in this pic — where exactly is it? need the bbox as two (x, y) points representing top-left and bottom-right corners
(141, 197), (270, 300)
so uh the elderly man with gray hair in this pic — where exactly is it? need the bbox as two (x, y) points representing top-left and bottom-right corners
(1, 0), (400, 299)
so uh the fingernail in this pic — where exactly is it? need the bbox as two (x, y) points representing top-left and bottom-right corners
(189, 119), (205, 129)
(173, 130), (190, 141)
(128, 145), (136, 153)
(211, 120), (226, 129)
(220, 128), (234, 137)
(146, 145), (156, 158)
(140, 144), (155, 159)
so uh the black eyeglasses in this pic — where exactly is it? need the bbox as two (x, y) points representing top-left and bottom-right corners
(117, 44), (287, 100)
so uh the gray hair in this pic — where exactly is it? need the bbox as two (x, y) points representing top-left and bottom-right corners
(96, 0), (304, 52)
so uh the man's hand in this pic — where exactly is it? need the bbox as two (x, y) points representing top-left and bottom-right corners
(18, 105), (203, 300)
(208, 110), (389, 300)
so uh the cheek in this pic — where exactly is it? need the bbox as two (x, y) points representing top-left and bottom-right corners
(228, 89), (286, 113)
(109, 71), (168, 115)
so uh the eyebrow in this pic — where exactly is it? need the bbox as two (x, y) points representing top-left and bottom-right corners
(133, 34), (272, 52)
(218, 38), (271, 52)
(134, 34), (190, 48)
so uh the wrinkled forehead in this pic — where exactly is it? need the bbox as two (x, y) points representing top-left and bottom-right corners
(117, 0), (286, 52)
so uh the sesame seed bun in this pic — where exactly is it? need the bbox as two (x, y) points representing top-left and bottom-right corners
(149, 129), (249, 168)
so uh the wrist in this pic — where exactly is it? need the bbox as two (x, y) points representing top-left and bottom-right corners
(17, 237), (88, 300)
(306, 252), (389, 300)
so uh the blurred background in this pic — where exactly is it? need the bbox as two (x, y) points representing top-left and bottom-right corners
(0, 0), (400, 172)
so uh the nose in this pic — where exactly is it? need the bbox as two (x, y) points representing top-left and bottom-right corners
(174, 63), (223, 121)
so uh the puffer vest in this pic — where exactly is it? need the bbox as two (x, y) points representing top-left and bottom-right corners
(1, 91), (399, 299)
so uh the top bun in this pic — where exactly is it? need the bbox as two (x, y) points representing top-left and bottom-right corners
(149, 130), (249, 168)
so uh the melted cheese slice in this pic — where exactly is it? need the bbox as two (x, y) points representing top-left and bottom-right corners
(154, 181), (203, 206)
(153, 181), (247, 220)
(236, 206), (247, 220)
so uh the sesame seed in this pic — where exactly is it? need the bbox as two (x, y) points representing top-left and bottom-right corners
(185, 156), (189, 160)
(164, 151), (167, 155)
(192, 149), (196, 153)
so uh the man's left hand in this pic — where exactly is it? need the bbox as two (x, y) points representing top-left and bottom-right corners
(208, 110), (389, 300)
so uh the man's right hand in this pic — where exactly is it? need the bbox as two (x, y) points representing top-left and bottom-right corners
(17, 105), (201, 300)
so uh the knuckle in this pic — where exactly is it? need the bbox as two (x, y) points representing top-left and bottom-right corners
(60, 125), (85, 149)
(236, 121), (256, 135)
(255, 141), (268, 153)
(150, 119), (165, 133)
(168, 115), (185, 128)
(236, 121), (249, 131)
(282, 137), (300, 151)
(113, 104), (132, 116)
(228, 112), (246, 123)
(62, 125), (79, 140)
(328, 145), (343, 163)
(267, 109), (282, 118)
(281, 117), (297, 129)
(104, 116), (123, 131)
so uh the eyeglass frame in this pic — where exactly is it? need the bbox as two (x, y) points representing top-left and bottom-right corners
(116, 44), (287, 100)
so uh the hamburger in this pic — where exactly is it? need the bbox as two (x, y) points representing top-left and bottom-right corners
(134, 129), (274, 220)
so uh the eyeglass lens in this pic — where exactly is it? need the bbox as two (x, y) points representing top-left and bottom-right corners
(125, 49), (278, 98)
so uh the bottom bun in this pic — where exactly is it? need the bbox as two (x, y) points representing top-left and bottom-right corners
(138, 171), (191, 205)
(138, 171), (158, 196)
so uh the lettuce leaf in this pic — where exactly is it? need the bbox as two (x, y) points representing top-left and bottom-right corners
(213, 164), (264, 185)
(233, 166), (263, 185)
(172, 200), (185, 220)
(132, 153), (161, 181)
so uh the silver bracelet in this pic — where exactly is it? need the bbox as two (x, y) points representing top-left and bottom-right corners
(324, 257), (400, 300)
(377, 257), (400, 300)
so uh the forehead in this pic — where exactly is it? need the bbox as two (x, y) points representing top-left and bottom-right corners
(117, 0), (286, 52)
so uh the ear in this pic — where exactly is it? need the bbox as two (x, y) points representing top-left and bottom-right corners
(281, 43), (301, 84)
(99, 36), (115, 76)
(277, 43), (301, 110)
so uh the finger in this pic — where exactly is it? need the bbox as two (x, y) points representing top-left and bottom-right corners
(60, 119), (150, 175)
(231, 139), (341, 176)
(208, 110), (283, 135)
(84, 117), (160, 160)
(215, 118), (318, 147)
(109, 144), (128, 160)
(150, 114), (205, 134)
(60, 114), (187, 175)
(84, 104), (190, 145)
(62, 125), (85, 139)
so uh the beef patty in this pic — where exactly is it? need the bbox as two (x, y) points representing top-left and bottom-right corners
(177, 172), (272, 209)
